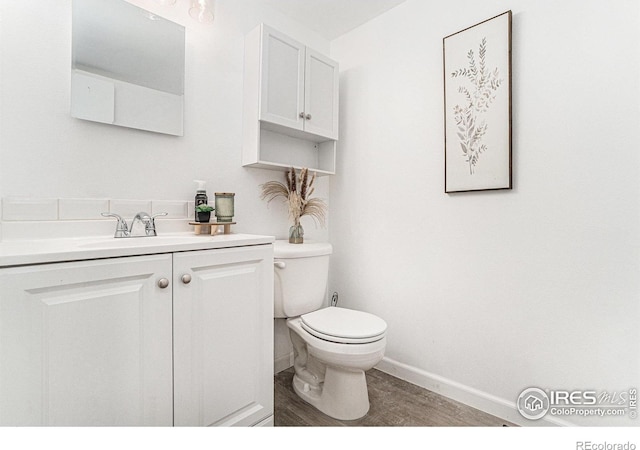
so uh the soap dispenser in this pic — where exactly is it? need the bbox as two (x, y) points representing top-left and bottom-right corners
(194, 180), (208, 218)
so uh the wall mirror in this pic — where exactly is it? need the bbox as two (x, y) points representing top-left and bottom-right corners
(71, 0), (185, 136)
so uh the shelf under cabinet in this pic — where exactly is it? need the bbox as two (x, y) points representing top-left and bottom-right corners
(243, 127), (336, 176)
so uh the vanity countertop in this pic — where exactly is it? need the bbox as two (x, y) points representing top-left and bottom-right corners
(0, 233), (275, 267)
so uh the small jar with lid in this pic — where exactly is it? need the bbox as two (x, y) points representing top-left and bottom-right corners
(214, 193), (235, 222)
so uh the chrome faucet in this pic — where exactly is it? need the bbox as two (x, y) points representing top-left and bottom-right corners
(102, 211), (168, 238)
(130, 211), (168, 237)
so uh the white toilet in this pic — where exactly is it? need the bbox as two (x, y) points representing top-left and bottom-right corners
(274, 240), (387, 420)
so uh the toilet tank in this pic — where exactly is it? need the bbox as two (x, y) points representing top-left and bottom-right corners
(273, 240), (332, 318)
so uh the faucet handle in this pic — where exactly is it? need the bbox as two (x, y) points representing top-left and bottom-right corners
(101, 212), (130, 238)
(144, 212), (168, 236)
(102, 212), (126, 224)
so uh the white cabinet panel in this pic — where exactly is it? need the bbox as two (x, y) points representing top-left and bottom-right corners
(0, 255), (173, 426)
(304, 48), (339, 140)
(173, 245), (273, 426)
(260, 27), (305, 130)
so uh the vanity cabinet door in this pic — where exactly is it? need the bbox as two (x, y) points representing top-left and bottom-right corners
(173, 245), (273, 426)
(0, 255), (174, 426)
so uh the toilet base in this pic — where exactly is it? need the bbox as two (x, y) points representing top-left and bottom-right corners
(286, 316), (385, 421)
(292, 365), (370, 421)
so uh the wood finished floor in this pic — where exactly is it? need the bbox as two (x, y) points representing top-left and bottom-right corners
(275, 368), (513, 427)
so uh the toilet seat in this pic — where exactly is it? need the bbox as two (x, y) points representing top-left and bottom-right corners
(300, 307), (387, 344)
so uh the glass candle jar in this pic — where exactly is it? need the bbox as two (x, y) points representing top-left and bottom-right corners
(214, 193), (235, 222)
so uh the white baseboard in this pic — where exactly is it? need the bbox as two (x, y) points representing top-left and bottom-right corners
(274, 352), (293, 374)
(375, 357), (575, 427)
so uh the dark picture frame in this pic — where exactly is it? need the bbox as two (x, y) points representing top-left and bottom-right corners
(443, 11), (512, 193)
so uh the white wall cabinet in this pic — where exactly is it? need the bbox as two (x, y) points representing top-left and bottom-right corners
(0, 245), (273, 426)
(243, 24), (339, 175)
(258, 26), (338, 140)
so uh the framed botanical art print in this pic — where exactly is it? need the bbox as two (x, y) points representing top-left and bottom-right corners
(443, 11), (512, 193)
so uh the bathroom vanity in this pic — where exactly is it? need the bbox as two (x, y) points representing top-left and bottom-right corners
(0, 234), (274, 426)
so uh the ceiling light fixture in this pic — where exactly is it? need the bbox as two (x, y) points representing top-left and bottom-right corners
(154, 0), (215, 23)
(189, 0), (215, 23)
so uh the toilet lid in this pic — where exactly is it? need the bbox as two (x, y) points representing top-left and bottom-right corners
(300, 307), (387, 344)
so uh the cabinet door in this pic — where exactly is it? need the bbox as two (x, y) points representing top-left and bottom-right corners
(0, 255), (173, 426)
(304, 48), (339, 140)
(173, 245), (273, 426)
(259, 25), (306, 131)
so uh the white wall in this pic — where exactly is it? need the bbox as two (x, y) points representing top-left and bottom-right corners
(0, 0), (330, 242)
(330, 0), (639, 426)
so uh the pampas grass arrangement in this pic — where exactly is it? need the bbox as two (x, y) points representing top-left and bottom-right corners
(260, 167), (327, 242)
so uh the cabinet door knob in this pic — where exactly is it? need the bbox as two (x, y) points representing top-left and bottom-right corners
(305, 113), (312, 120)
(299, 112), (305, 119)
(181, 274), (192, 284)
(158, 278), (170, 289)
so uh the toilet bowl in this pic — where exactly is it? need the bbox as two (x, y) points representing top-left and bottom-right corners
(287, 307), (386, 420)
(274, 240), (387, 420)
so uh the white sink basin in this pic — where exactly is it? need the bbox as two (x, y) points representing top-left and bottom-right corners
(78, 235), (204, 249)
